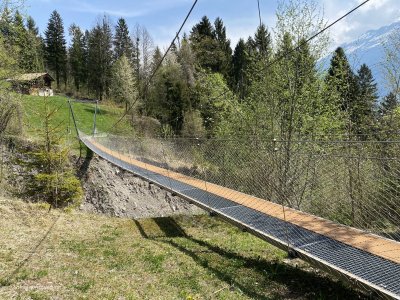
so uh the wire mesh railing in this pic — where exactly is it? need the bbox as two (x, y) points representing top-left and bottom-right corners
(88, 134), (400, 240)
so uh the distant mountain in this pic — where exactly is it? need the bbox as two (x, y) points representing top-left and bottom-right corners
(321, 21), (400, 98)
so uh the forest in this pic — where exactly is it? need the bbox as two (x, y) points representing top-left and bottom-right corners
(0, 0), (399, 140)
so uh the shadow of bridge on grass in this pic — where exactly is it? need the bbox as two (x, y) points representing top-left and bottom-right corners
(133, 216), (368, 300)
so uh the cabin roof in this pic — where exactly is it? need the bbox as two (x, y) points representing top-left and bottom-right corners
(13, 73), (54, 82)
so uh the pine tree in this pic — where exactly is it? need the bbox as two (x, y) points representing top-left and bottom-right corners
(253, 23), (272, 61)
(190, 16), (214, 41)
(113, 18), (135, 65)
(87, 16), (113, 100)
(380, 92), (398, 116)
(214, 17), (232, 81)
(189, 16), (227, 73)
(355, 63), (378, 133)
(44, 10), (67, 88)
(326, 47), (359, 131)
(69, 24), (86, 91)
(27, 16), (39, 35)
(231, 38), (248, 98)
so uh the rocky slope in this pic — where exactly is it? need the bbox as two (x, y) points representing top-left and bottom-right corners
(78, 153), (202, 218)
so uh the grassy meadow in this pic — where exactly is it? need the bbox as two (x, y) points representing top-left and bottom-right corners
(20, 95), (132, 139)
(0, 198), (367, 300)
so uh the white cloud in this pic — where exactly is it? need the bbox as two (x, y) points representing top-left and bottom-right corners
(322, 0), (400, 48)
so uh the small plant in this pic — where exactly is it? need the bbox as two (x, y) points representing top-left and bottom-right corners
(23, 95), (82, 207)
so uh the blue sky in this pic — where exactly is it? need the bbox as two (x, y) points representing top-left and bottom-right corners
(24, 0), (400, 50)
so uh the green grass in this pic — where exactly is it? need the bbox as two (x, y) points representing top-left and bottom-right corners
(21, 95), (132, 140)
(0, 198), (369, 299)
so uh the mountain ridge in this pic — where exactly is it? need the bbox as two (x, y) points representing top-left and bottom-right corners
(322, 21), (400, 98)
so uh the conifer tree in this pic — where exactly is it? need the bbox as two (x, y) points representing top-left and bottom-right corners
(355, 63), (378, 133)
(190, 16), (230, 74)
(326, 47), (359, 130)
(231, 38), (248, 98)
(113, 18), (135, 65)
(150, 46), (162, 75)
(27, 16), (38, 35)
(87, 16), (113, 100)
(253, 23), (272, 61)
(0, 6), (14, 44)
(380, 92), (398, 116)
(214, 17), (232, 80)
(190, 16), (214, 40)
(177, 35), (196, 87)
(44, 10), (67, 88)
(69, 24), (86, 91)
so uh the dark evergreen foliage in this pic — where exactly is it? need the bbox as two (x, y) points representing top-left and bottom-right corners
(44, 10), (67, 88)
(380, 92), (398, 116)
(69, 24), (87, 91)
(113, 18), (135, 66)
(87, 16), (113, 100)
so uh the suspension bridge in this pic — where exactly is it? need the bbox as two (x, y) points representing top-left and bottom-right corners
(69, 102), (400, 299)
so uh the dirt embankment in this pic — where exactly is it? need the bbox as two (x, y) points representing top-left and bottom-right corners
(77, 152), (202, 219)
(0, 138), (202, 218)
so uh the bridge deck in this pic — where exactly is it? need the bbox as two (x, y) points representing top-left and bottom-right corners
(81, 136), (400, 299)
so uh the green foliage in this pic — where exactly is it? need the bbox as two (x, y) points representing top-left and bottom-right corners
(69, 24), (87, 91)
(354, 63), (378, 134)
(87, 16), (113, 100)
(27, 148), (83, 206)
(194, 70), (233, 135)
(23, 96), (82, 207)
(231, 38), (248, 97)
(190, 16), (232, 79)
(111, 55), (138, 111)
(44, 10), (67, 88)
(148, 55), (190, 133)
(0, 29), (20, 136)
(113, 18), (136, 66)
(181, 110), (206, 138)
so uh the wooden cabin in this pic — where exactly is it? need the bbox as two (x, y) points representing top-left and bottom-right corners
(11, 73), (54, 96)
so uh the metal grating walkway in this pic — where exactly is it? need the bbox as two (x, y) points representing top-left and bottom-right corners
(80, 136), (400, 299)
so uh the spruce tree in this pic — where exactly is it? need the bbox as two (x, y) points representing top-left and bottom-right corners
(189, 16), (228, 74)
(214, 17), (232, 81)
(0, 7), (14, 44)
(44, 10), (67, 88)
(27, 16), (39, 36)
(253, 23), (272, 61)
(190, 16), (214, 40)
(177, 37), (196, 86)
(326, 47), (359, 129)
(355, 63), (378, 133)
(231, 38), (248, 98)
(69, 24), (86, 91)
(151, 46), (163, 73)
(87, 16), (113, 100)
(113, 18), (135, 65)
(380, 92), (398, 116)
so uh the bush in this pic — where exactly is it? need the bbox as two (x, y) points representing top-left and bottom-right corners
(25, 145), (83, 207)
